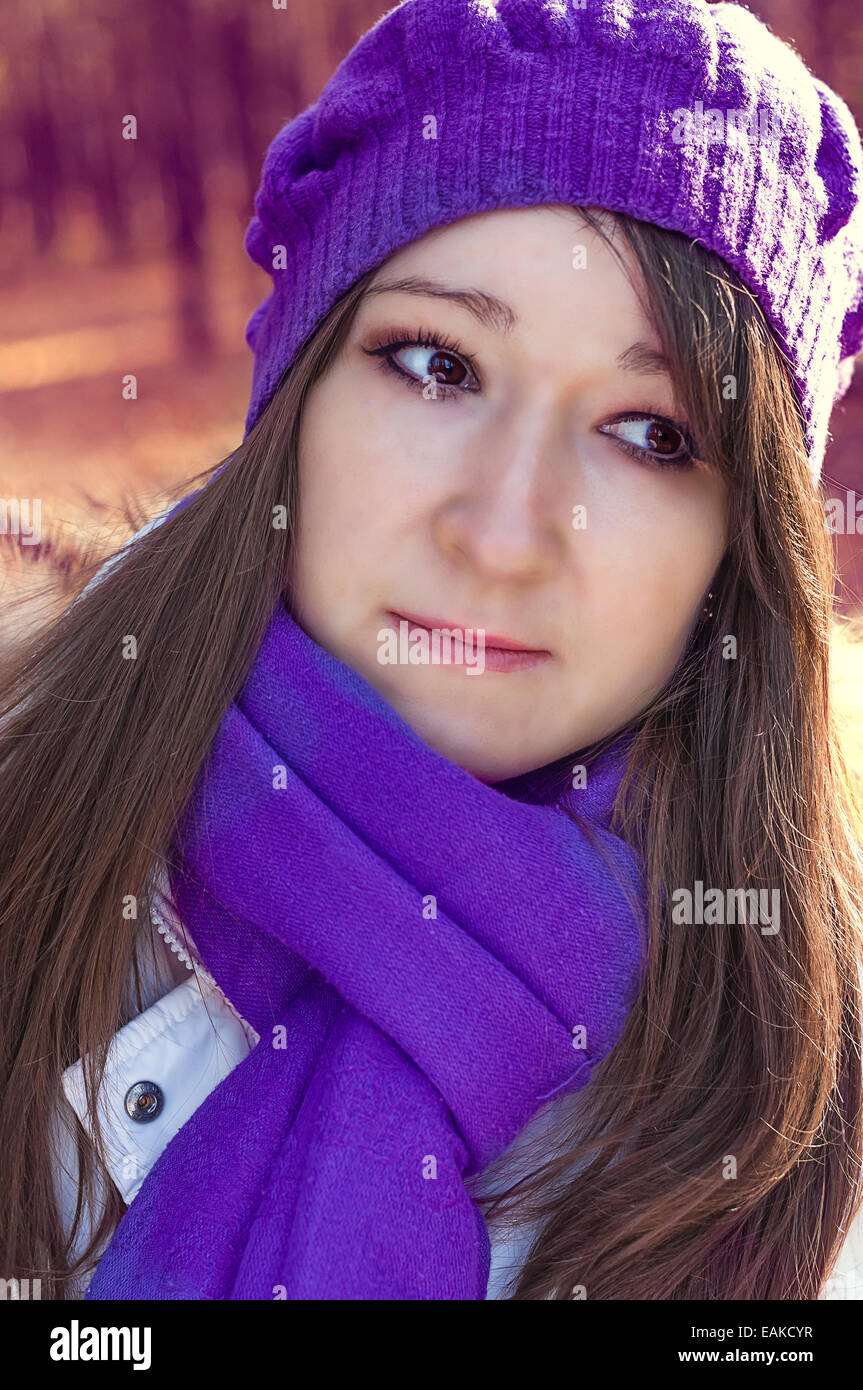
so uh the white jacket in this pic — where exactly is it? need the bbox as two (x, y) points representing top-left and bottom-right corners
(56, 866), (863, 1301)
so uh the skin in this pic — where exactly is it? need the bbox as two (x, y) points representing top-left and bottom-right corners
(290, 205), (729, 782)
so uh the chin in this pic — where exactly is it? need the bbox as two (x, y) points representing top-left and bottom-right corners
(363, 669), (570, 780)
(404, 707), (548, 781)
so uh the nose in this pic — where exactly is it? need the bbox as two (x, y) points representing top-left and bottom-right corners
(432, 407), (567, 585)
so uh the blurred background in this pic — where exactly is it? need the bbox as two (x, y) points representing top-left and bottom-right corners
(1, 0), (863, 614)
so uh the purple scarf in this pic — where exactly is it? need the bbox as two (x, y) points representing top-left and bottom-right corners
(86, 598), (646, 1300)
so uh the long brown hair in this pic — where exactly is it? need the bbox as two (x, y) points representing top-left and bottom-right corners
(2, 208), (863, 1299)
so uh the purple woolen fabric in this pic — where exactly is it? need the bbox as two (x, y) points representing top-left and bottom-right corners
(239, 0), (863, 486)
(85, 599), (647, 1300)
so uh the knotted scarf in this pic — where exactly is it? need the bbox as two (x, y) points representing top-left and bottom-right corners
(86, 598), (647, 1300)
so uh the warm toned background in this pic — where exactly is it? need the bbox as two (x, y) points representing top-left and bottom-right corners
(1, 0), (862, 609)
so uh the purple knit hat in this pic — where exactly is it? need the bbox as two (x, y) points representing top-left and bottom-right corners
(241, 0), (863, 485)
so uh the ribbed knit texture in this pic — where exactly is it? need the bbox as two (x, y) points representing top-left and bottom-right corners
(241, 0), (863, 484)
(85, 600), (646, 1300)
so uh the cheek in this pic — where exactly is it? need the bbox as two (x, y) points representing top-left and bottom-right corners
(580, 501), (723, 675)
(296, 389), (387, 561)
(293, 375), (441, 622)
(297, 375), (460, 559)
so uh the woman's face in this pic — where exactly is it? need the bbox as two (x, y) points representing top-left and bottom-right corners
(290, 205), (728, 781)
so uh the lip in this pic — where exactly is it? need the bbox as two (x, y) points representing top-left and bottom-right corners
(386, 609), (552, 657)
(388, 609), (548, 652)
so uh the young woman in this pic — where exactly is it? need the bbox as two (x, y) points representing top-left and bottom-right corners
(3, 0), (863, 1301)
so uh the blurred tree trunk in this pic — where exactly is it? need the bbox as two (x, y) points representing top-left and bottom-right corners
(90, 127), (132, 263)
(90, 16), (138, 264)
(149, 0), (213, 357)
(218, 12), (262, 218)
(330, 0), (369, 62)
(21, 103), (61, 251)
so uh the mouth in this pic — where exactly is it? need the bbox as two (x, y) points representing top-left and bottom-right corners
(385, 609), (553, 673)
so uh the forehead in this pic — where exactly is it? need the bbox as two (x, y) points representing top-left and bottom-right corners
(362, 205), (666, 380)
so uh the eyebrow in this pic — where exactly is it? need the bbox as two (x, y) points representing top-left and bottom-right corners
(365, 275), (517, 334)
(615, 341), (674, 376)
(364, 275), (673, 375)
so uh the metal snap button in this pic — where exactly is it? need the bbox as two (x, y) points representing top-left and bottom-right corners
(124, 1080), (164, 1123)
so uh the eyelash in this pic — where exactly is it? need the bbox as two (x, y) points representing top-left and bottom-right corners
(362, 327), (699, 468)
(599, 408), (699, 470)
(363, 326), (479, 402)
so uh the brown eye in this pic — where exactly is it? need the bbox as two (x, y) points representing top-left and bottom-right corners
(396, 346), (470, 388)
(643, 420), (682, 455)
(598, 413), (697, 468)
(362, 331), (480, 399)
